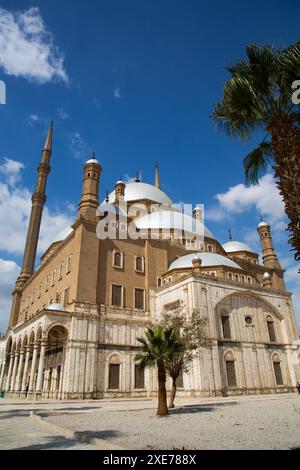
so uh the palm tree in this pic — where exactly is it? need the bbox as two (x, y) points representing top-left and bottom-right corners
(212, 43), (300, 263)
(135, 325), (185, 416)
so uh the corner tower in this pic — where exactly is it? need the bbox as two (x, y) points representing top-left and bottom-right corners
(78, 154), (102, 219)
(257, 220), (281, 269)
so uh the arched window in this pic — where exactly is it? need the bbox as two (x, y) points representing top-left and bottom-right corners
(108, 355), (121, 389)
(272, 356), (283, 385)
(221, 314), (231, 339)
(225, 359), (237, 387)
(266, 315), (276, 342)
(113, 251), (122, 268)
(135, 256), (144, 272)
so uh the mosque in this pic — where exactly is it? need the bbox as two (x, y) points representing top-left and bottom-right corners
(0, 125), (299, 399)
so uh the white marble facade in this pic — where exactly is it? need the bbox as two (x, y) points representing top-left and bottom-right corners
(1, 273), (299, 399)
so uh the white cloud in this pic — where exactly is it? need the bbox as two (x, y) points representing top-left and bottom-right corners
(0, 6), (68, 83)
(0, 158), (73, 255)
(0, 157), (24, 186)
(0, 259), (20, 332)
(69, 132), (92, 160)
(206, 174), (286, 229)
(114, 86), (121, 99)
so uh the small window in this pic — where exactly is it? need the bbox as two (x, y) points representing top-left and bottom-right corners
(66, 254), (72, 273)
(38, 283), (43, 299)
(273, 361), (283, 385)
(63, 288), (69, 307)
(134, 365), (145, 389)
(157, 277), (162, 287)
(113, 251), (123, 269)
(228, 273), (233, 280)
(135, 256), (144, 273)
(112, 285), (122, 307)
(59, 261), (64, 280)
(245, 316), (252, 325)
(235, 274), (239, 281)
(109, 364), (120, 389)
(226, 361), (237, 387)
(267, 320), (276, 342)
(135, 288), (144, 310)
(221, 315), (231, 339)
(51, 270), (56, 286)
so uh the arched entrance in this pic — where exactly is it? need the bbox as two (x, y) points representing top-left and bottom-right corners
(43, 325), (68, 399)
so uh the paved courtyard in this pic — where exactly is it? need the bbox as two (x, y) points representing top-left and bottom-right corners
(0, 393), (299, 450)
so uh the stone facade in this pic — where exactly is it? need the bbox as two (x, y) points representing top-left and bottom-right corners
(0, 128), (299, 400)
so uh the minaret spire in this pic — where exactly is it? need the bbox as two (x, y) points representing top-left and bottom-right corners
(9, 123), (53, 327)
(43, 121), (53, 154)
(154, 161), (160, 189)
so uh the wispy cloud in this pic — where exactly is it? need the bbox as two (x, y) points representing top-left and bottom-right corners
(0, 6), (68, 83)
(113, 86), (121, 99)
(69, 132), (92, 160)
(57, 107), (69, 120)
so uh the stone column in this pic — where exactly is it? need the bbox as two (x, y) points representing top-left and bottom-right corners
(5, 353), (14, 392)
(0, 362), (6, 390)
(28, 343), (39, 394)
(36, 340), (47, 395)
(21, 347), (31, 394)
(15, 348), (25, 393)
(10, 352), (19, 392)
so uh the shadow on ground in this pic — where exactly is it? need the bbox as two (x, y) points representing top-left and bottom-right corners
(13, 430), (121, 450)
(170, 405), (216, 415)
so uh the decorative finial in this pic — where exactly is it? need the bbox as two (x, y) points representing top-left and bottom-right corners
(228, 229), (232, 240)
(260, 215), (263, 222)
(50, 120), (54, 128)
(105, 190), (109, 203)
(135, 171), (141, 182)
(154, 161), (160, 189)
(92, 152), (96, 159)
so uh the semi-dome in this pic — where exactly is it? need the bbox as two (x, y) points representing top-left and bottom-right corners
(135, 211), (215, 239)
(169, 252), (241, 271)
(104, 182), (173, 206)
(222, 240), (254, 253)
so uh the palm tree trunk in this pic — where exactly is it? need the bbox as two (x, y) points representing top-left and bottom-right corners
(268, 116), (300, 264)
(157, 360), (168, 416)
(169, 378), (177, 408)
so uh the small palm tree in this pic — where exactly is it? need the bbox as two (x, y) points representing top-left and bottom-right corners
(135, 325), (185, 416)
(212, 43), (300, 262)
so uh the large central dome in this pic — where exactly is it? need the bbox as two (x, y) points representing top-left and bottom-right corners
(105, 182), (173, 206)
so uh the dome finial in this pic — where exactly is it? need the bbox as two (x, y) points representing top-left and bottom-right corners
(135, 171), (141, 182)
(228, 229), (233, 240)
(154, 161), (160, 189)
(105, 190), (109, 203)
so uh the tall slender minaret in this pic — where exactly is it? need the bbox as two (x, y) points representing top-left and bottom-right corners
(257, 219), (281, 269)
(10, 124), (53, 327)
(154, 161), (160, 189)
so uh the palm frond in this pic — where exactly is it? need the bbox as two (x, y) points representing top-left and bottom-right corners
(243, 141), (274, 184)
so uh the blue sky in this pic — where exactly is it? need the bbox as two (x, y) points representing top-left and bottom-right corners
(0, 0), (299, 330)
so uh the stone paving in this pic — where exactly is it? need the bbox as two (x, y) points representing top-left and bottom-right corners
(0, 393), (299, 450)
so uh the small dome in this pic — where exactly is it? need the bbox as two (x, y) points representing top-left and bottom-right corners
(222, 240), (254, 253)
(86, 158), (100, 165)
(263, 272), (271, 278)
(169, 252), (241, 271)
(47, 303), (64, 311)
(115, 179), (125, 185)
(258, 220), (269, 228)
